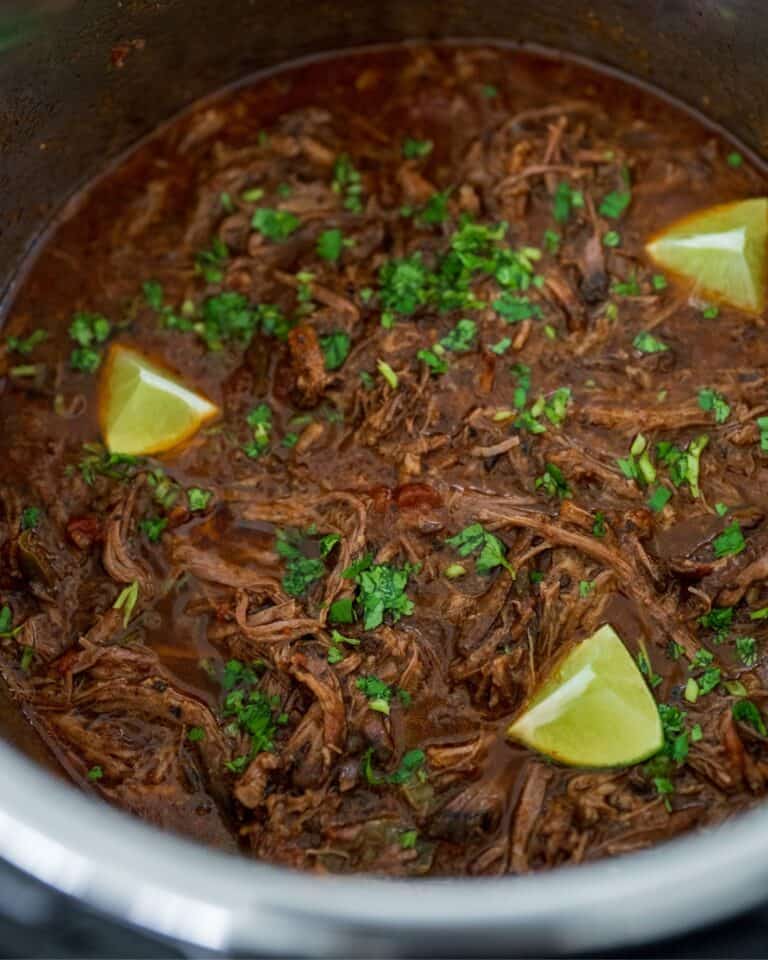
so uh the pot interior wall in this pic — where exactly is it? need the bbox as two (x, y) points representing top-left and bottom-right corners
(1, 0), (767, 311)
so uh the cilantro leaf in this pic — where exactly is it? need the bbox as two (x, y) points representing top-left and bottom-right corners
(319, 330), (350, 371)
(698, 387), (730, 424)
(417, 348), (448, 375)
(343, 557), (416, 630)
(599, 191), (631, 219)
(356, 675), (394, 714)
(713, 521), (745, 559)
(633, 331), (669, 354)
(138, 517), (168, 543)
(20, 507), (41, 530)
(440, 318), (477, 353)
(68, 311), (111, 372)
(402, 138), (433, 159)
(195, 237), (229, 283)
(332, 154), (363, 212)
(535, 462), (571, 499)
(446, 523), (514, 575)
(316, 228), (345, 262)
(6, 329), (46, 356)
(187, 487), (212, 512)
(733, 699), (767, 735)
(736, 636), (758, 668)
(275, 528), (327, 597)
(251, 207), (300, 241)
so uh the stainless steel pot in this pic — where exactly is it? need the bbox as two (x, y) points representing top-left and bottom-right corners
(2, 1), (768, 954)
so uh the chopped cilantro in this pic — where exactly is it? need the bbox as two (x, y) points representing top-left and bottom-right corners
(332, 154), (363, 212)
(244, 402), (272, 459)
(538, 386), (571, 426)
(378, 254), (430, 325)
(444, 563), (467, 579)
(535, 462), (571, 499)
(633, 331), (669, 354)
(658, 704), (688, 762)
(733, 699), (766, 735)
(19, 646), (34, 672)
(0, 606), (20, 639)
(319, 330), (351, 371)
(702, 304), (719, 319)
(602, 230), (621, 248)
(87, 766), (104, 782)
(617, 434), (656, 487)
(592, 511), (607, 538)
(736, 636), (758, 668)
(316, 228), (349, 263)
(493, 293), (540, 323)
(356, 675), (394, 715)
(652, 274), (668, 291)
(276, 528), (328, 597)
(402, 138), (433, 159)
(377, 359), (399, 389)
(698, 387), (730, 423)
(242, 187), (265, 203)
(329, 596), (355, 624)
(647, 485), (672, 512)
(20, 507), (41, 530)
(417, 348), (448, 375)
(251, 207), (300, 241)
(715, 502), (729, 517)
(342, 556), (417, 630)
(187, 487), (212, 512)
(543, 229), (560, 254)
(579, 580), (594, 598)
(656, 435), (708, 498)
(727, 151), (744, 168)
(400, 829), (419, 849)
(490, 337), (511, 355)
(481, 84), (498, 99)
(76, 444), (140, 486)
(691, 723), (703, 742)
(418, 191), (451, 226)
(446, 523), (514, 575)
(387, 749), (426, 785)
(613, 274), (641, 297)
(553, 181), (583, 224)
(698, 606), (733, 642)
(187, 726), (205, 742)
(223, 684), (285, 766)
(440, 318), (477, 353)
(199, 292), (260, 350)
(195, 237), (228, 283)
(510, 362), (532, 410)
(138, 517), (168, 543)
(757, 416), (768, 452)
(113, 580), (139, 627)
(69, 311), (111, 372)
(713, 521), (745, 559)
(599, 191), (631, 219)
(6, 329), (46, 356)
(698, 667), (721, 695)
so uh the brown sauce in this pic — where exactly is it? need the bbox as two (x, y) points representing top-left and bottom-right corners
(1, 43), (768, 875)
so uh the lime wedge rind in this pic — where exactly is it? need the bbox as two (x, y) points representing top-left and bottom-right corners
(507, 624), (663, 769)
(645, 197), (768, 313)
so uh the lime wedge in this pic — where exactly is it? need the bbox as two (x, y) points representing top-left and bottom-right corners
(100, 345), (219, 455)
(507, 624), (663, 767)
(646, 197), (768, 313)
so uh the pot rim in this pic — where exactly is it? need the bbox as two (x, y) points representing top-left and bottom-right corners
(0, 739), (765, 955)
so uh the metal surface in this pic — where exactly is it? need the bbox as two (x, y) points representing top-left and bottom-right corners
(2, 0), (768, 954)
